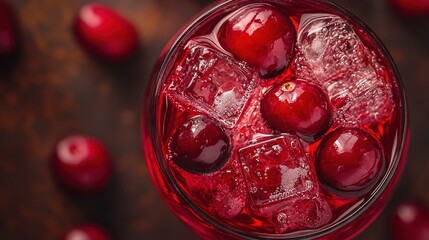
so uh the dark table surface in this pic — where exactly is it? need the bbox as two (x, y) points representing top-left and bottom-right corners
(0, 0), (427, 239)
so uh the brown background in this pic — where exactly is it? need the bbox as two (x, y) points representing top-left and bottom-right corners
(0, 0), (427, 239)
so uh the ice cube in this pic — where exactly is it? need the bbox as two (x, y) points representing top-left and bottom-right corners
(295, 13), (394, 126)
(273, 197), (332, 233)
(211, 169), (247, 219)
(328, 66), (395, 126)
(232, 86), (273, 146)
(239, 135), (315, 208)
(296, 13), (366, 81)
(238, 135), (332, 232)
(173, 157), (247, 219)
(168, 37), (258, 127)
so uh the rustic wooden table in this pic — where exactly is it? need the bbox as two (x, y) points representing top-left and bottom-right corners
(0, 0), (427, 239)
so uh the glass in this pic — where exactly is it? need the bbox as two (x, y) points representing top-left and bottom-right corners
(142, 0), (409, 239)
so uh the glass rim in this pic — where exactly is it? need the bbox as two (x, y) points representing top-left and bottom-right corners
(144, 0), (409, 238)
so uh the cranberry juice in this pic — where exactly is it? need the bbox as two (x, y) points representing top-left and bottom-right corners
(142, 0), (409, 239)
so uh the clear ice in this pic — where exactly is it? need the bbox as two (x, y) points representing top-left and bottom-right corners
(168, 37), (258, 127)
(295, 13), (395, 126)
(238, 135), (332, 232)
(179, 159), (247, 219)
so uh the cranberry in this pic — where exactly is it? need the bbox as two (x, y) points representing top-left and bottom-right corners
(73, 3), (139, 61)
(218, 5), (295, 77)
(260, 80), (332, 141)
(390, 199), (429, 240)
(315, 128), (385, 198)
(389, 0), (429, 17)
(63, 224), (111, 240)
(51, 135), (112, 193)
(171, 115), (231, 174)
(0, 1), (19, 60)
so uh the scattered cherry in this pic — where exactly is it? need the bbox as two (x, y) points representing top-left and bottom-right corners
(171, 115), (231, 174)
(218, 5), (295, 77)
(51, 135), (112, 193)
(73, 3), (139, 61)
(315, 128), (385, 198)
(63, 224), (111, 240)
(389, 0), (429, 17)
(0, 1), (19, 60)
(390, 199), (429, 240)
(260, 80), (332, 141)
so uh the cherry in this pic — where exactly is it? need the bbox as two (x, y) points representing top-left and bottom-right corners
(260, 80), (332, 141)
(73, 3), (139, 61)
(170, 115), (231, 174)
(63, 224), (111, 240)
(315, 128), (385, 198)
(218, 5), (295, 78)
(51, 135), (112, 193)
(389, 0), (429, 17)
(0, 1), (19, 60)
(390, 199), (429, 240)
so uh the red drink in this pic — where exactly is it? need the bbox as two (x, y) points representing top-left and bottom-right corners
(142, 0), (409, 239)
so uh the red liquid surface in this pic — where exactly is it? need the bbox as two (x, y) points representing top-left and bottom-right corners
(145, 0), (407, 238)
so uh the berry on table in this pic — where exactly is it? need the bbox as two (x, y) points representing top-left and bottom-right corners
(63, 224), (111, 240)
(390, 199), (429, 240)
(0, 1), (19, 60)
(51, 135), (112, 193)
(73, 3), (139, 61)
(389, 0), (429, 17)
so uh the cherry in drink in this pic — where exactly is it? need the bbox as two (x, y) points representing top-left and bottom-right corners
(142, 0), (409, 239)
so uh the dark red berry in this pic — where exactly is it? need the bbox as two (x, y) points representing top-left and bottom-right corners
(219, 5), (295, 77)
(0, 1), (19, 60)
(390, 0), (429, 17)
(73, 3), (139, 61)
(63, 224), (111, 240)
(171, 115), (230, 174)
(51, 135), (112, 193)
(260, 80), (332, 141)
(390, 199), (429, 240)
(315, 128), (385, 198)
